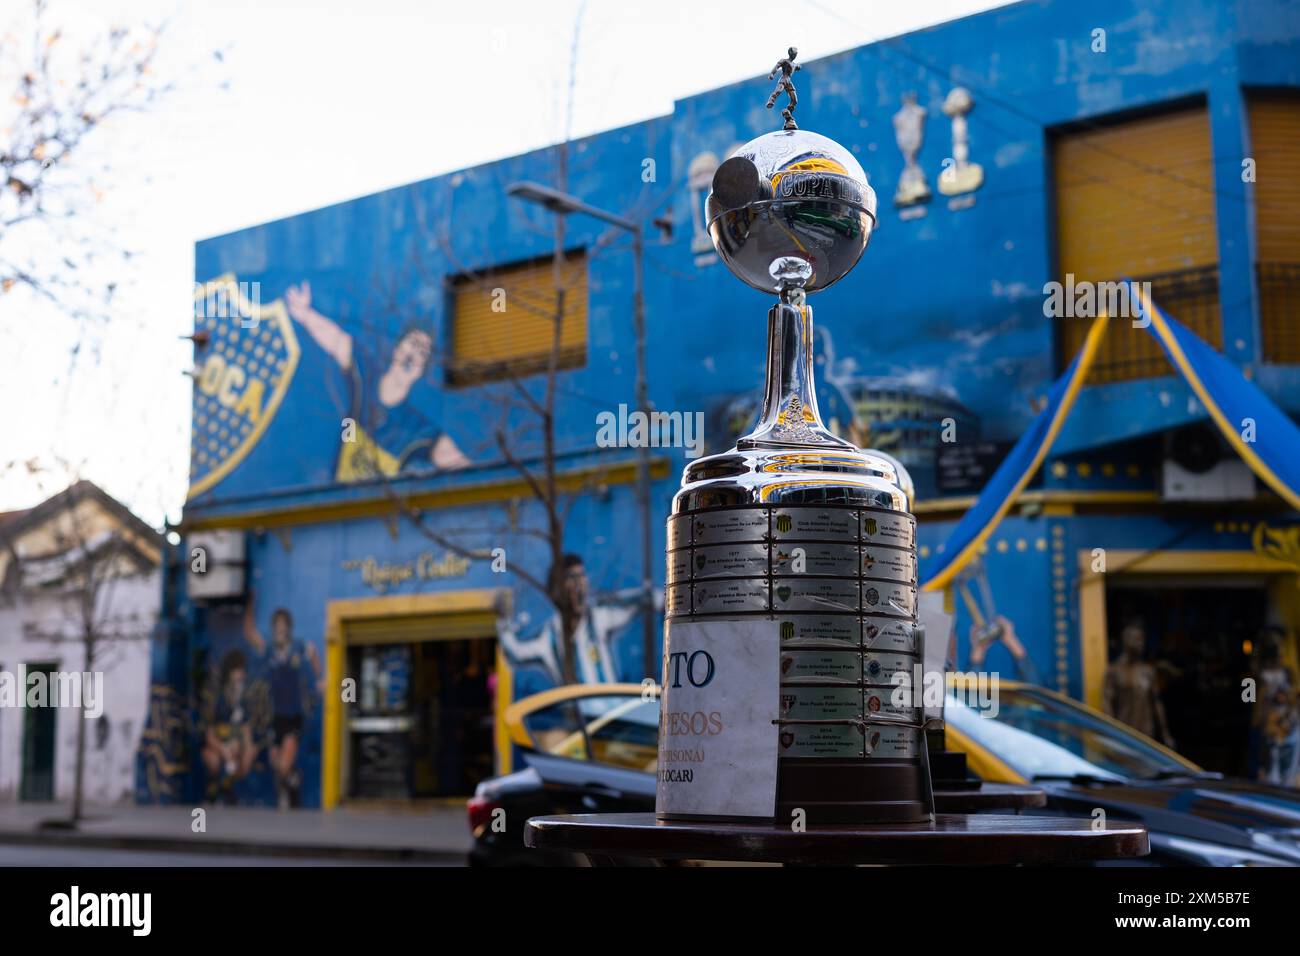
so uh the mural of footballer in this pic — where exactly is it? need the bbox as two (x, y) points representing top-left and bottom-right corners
(244, 597), (324, 809)
(285, 281), (470, 481)
(498, 553), (662, 688)
(201, 649), (256, 804)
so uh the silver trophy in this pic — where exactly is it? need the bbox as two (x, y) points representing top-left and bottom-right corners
(656, 52), (929, 824)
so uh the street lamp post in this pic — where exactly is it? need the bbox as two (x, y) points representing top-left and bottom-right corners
(506, 181), (656, 681)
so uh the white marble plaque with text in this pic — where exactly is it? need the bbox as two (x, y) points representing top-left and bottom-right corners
(655, 617), (779, 820)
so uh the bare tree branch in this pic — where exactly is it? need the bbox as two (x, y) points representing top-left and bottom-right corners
(0, 0), (221, 323)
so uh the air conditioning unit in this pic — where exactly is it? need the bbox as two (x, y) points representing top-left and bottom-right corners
(1161, 424), (1254, 502)
(187, 530), (246, 600)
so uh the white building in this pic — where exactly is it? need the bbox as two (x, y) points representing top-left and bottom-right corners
(0, 481), (160, 806)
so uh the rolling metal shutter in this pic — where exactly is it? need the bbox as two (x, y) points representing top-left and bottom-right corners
(344, 611), (497, 645)
(1250, 96), (1300, 364)
(448, 251), (588, 385)
(1054, 105), (1221, 383)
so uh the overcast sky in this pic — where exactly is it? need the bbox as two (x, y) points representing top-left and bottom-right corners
(0, 0), (1009, 527)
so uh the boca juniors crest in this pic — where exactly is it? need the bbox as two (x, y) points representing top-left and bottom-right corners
(188, 275), (300, 498)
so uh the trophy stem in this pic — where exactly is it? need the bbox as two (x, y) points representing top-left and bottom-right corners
(739, 292), (854, 450)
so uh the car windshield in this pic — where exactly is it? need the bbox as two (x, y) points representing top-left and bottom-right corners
(521, 694), (659, 771)
(945, 686), (1197, 781)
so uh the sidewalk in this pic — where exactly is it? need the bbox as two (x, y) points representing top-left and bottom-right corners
(0, 801), (472, 863)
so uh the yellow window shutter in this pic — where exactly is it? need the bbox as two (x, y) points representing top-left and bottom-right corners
(1249, 96), (1300, 363)
(449, 251), (588, 385)
(1054, 105), (1221, 383)
(344, 611), (496, 645)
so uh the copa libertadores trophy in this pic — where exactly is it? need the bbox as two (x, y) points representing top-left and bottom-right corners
(656, 48), (931, 824)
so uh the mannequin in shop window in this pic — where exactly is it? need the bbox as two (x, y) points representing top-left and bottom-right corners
(1255, 633), (1300, 787)
(1103, 622), (1175, 748)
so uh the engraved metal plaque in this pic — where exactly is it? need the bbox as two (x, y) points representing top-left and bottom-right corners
(667, 550), (691, 583)
(667, 515), (691, 552)
(773, 541), (859, 577)
(861, 545), (917, 583)
(777, 722), (864, 758)
(772, 577), (859, 613)
(863, 724), (919, 758)
(776, 615), (860, 647)
(780, 686), (861, 721)
(859, 511), (915, 548)
(694, 509), (769, 546)
(862, 650), (916, 686)
(666, 584), (691, 618)
(771, 508), (858, 541)
(780, 649), (861, 683)
(862, 582), (916, 618)
(862, 615), (918, 652)
(693, 542), (769, 579)
(691, 578), (769, 614)
(864, 687), (918, 720)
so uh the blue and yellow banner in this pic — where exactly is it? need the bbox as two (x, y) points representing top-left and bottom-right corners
(920, 313), (1107, 590)
(921, 288), (1300, 590)
(1137, 286), (1300, 512)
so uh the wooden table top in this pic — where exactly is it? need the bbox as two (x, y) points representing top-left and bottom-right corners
(524, 812), (1148, 865)
(932, 782), (1047, 813)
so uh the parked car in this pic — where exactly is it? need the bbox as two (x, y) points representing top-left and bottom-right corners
(467, 683), (658, 866)
(468, 679), (1300, 866)
(944, 680), (1300, 865)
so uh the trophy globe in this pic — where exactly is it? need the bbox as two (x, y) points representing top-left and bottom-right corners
(656, 50), (931, 826)
(706, 127), (877, 297)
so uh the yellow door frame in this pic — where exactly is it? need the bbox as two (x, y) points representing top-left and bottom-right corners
(1078, 549), (1298, 709)
(322, 588), (510, 810)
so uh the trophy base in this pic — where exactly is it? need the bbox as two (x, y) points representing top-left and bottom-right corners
(928, 749), (981, 791)
(927, 728), (980, 790)
(777, 758), (930, 824)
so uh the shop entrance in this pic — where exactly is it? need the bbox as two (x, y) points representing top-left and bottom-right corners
(346, 636), (497, 799)
(1104, 577), (1266, 776)
(324, 590), (508, 809)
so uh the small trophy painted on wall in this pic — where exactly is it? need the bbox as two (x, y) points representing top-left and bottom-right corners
(938, 87), (984, 205)
(893, 92), (931, 216)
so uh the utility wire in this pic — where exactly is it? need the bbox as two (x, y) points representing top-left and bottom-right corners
(803, 0), (1283, 214)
